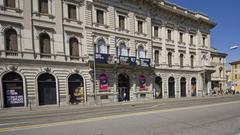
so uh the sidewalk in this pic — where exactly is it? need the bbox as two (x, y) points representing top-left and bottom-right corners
(0, 95), (239, 117)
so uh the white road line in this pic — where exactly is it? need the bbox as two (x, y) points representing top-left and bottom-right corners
(0, 122), (28, 126)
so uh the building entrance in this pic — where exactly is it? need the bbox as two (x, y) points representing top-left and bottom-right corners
(2, 72), (24, 108)
(118, 73), (130, 102)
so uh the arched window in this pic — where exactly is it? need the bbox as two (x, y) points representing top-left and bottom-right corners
(39, 0), (48, 14)
(97, 39), (107, 54)
(5, 0), (15, 8)
(39, 33), (51, 58)
(138, 46), (145, 58)
(168, 52), (172, 67)
(119, 43), (127, 56)
(5, 29), (18, 55)
(69, 38), (79, 58)
(180, 54), (184, 68)
(154, 50), (159, 65)
(191, 55), (194, 68)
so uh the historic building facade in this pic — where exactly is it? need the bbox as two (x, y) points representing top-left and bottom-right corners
(230, 60), (240, 92)
(0, 0), (216, 108)
(210, 49), (227, 94)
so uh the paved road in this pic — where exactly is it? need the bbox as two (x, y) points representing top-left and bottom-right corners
(0, 96), (240, 135)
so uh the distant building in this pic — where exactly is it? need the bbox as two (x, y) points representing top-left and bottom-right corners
(230, 60), (240, 92)
(226, 70), (231, 88)
(210, 49), (228, 92)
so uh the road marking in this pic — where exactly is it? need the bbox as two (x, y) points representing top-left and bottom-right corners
(0, 100), (239, 133)
(0, 122), (28, 126)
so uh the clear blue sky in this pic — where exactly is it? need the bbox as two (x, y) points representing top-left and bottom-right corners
(168, 0), (240, 70)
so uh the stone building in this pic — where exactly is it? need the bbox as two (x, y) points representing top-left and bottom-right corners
(0, 0), (216, 108)
(210, 48), (227, 93)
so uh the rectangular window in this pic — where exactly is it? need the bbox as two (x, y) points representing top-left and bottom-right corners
(235, 65), (238, 69)
(154, 26), (159, 37)
(68, 4), (77, 20)
(39, 0), (48, 14)
(119, 15), (125, 30)
(5, 0), (15, 8)
(190, 35), (194, 45)
(97, 9), (104, 24)
(167, 30), (172, 40)
(137, 20), (143, 33)
(179, 32), (183, 43)
(235, 74), (238, 80)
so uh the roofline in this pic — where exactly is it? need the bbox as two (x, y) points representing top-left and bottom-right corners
(158, 0), (216, 28)
(230, 60), (240, 65)
(211, 51), (228, 57)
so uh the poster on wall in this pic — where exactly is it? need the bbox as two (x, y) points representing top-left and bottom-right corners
(139, 75), (146, 91)
(6, 89), (24, 106)
(99, 73), (108, 91)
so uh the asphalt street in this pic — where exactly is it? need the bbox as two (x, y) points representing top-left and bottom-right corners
(0, 96), (240, 135)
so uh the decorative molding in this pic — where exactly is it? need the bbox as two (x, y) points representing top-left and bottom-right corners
(7, 65), (18, 72)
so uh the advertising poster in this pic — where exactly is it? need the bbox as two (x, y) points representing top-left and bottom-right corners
(139, 75), (146, 91)
(99, 73), (108, 91)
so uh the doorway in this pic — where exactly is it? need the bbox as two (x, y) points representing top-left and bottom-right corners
(155, 77), (162, 99)
(118, 73), (130, 102)
(168, 77), (175, 98)
(68, 74), (84, 104)
(180, 77), (186, 97)
(38, 73), (57, 105)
